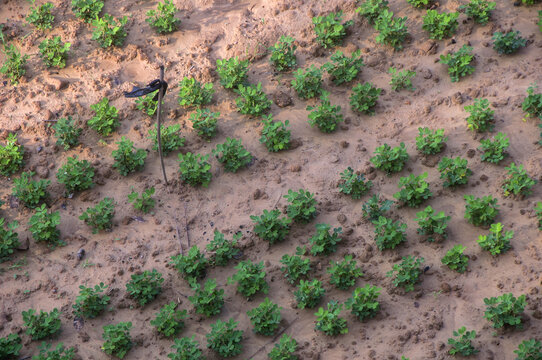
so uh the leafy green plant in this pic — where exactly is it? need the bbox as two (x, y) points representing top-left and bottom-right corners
(440, 45), (475, 82)
(0, 218), (20, 263)
(26, 1), (54, 30)
(189, 108), (219, 140)
(56, 156), (95, 195)
(251, 209), (291, 245)
(483, 293), (526, 329)
(438, 157), (473, 187)
(148, 124), (184, 156)
(464, 195), (499, 227)
(280, 247), (311, 285)
(126, 269), (164, 306)
(102, 322), (132, 359)
(73, 282), (110, 319)
(269, 35), (297, 71)
(295, 279), (325, 309)
(188, 278), (224, 317)
(362, 194), (393, 220)
(0, 133), (24, 176)
(135, 91), (160, 116)
(477, 222), (513, 256)
(291, 65), (323, 99)
(350, 82), (381, 115)
(150, 302), (187, 337)
(216, 57), (249, 89)
(407, 0), (431, 7)
(502, 163), (536, 197)
(79, 197), (115, 234)
(307, 91), (344, 133)
(373, 216), (407, 250)
(514, 339), (542, 360)
(260, 115), (291, 152)
(127, 187), (155, 213)
(356, 0), (389, 24)
(145, 0), (179, 34)
(170, 246), (208, 281)
(522, 83), (542, 120)
(168, 336), (203, 360)
(112, 137), (147, 176)
(22, 308), (61, 340)
(345, 284), (381, 321)
(178, 152), (212, 187)
(415, 205), (450, 241)
(312, 11), (353, 48)
(536, 202), (542, 230)
(465, 98), (495, 132)
(322, 50), (364, 85)
(394, 172), (433, 207)
(268, 334), (298, 360)
(442, 244), (469, 273)
(374, 10), (409, 50)
(213, 137), (252, 172)
(28, 204), (62, 247)
(309, 223), (342, 256)
(12, 171), (50, 208)
(38, 36), (70, 68)
(422, 10), (459, 39)
(459, 0), (496, 24)
(89, 97), (119, 136)
(0, 42), (29, 85)
(389, 67), (415, 91)
(539, 11), (542, 33)
(493, 31), (526, 54)
(0, 333), (22, 359)
(328, 255), (363, 290)
(235, 82), (271, 116)
(206, 230), (240, 266)
(53, 116), (81, 150)
(416, 127), (447, 155)
(448, 326), (478, 356)
(370, 143), (408, 174)
(479, 132), (509, 163)
(314, 301), (348, 335)
(284, 189), (317, 223)
(178, 77), (214, 107)
(386, 255), (424, 292)
(71, 0), (104, 23)
(247, 298), (282, 336)
(338, 167), (372, 199)
(228, 260), (268, 298)
(33, 342), (75, 360)
(206, 319), (243, 358)
(91, 14), (128, 48)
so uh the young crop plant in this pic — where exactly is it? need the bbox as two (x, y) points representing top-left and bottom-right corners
(135, 90), (160, 116)
(206, 319), (243, 357)
(89, 97), (119, 136)
(235, 82), (271, 116)
(12, 171), (50, 208)
(53, 116), (81, 150)
(269, 35), (297, 71)
(362, 194), (393, 221)
(280, 247), (311, 284)
(145, 0), (179, 34)
(72, 0), (104, 23)
(307, 91), (344, 133)
(387, 255), (424, 292)
(102, 322), (132, 359)
(56, 156), (95, 195)
(416, 127), (447, 155)
(251, 209), (291, 245)
(33, 342), (75, 360)
(448, 327), (479, 356)
(247, 298), (282, 336)
(327, 255), (363, 290)
(22, 308), (61, 340)
(112, 137), (147, 176)
(177, 152), (212, 187)
(28, 204), (62, 247)
(483, 293), (526, 329)
(322, 50), (364, 85)
(459, 0), (496, 25)
(148, 124), (184, 156)
(284, 189), (317, 223)
(228, 260), (268, 299)
(314, 301), (348, 336)
(477, 222), (513, 256)
(0, 133), (24, 176)
(189, 108), (219, 140)
(188, 278), (224, 317)
(465, 98), (495, 132)
(79, 197), (115, 234)
(514, 339), (542, 360)
(73, 283), (110, 319)
(312, 11), (353, 48)
(345, 284), (381, 321)
(374, 10), (409, 50)
(213, 137), (252, 172)
(370, 142), (409, 175)
(0, 41), (29, 85)
(408, 0), (433, 7)
(464, 195), (499, 227)
(502, 163), (536, 197)
(126, 269), (164, 306)
(394, 172), (433, 208)
(268, 334), (298, 360)
(168, 336), (203, 360)
(438, 157), (473, 188)
(150, 302), (187, 337)
(442, 244), (469, 273)
(479, 132), (509, 163)
(536, 202), (542, 230)
(415, 206), (450, 242)
(26, 1), (54, 30)
(356, 0), (389, 24)
(291, 65), (323, 99)
(440, 45), (475, 82)
(422, 10), (459, 40)
(178, 77), (214, 107)
(38, 36), (70, 68)
(127, 187), (155, 214)
(389, 67), (415, 91)
(493, 31), (527, 54)
(206, 230), (240, 266)
(522, 83), (542, 120)
(309, 223), (342, 256)
(216, 57), (249, 89)
(338, 167), (372, 199)
(91, 14), (128, 48)
(0, 218), (20, 263)
(350, 82), (381, 115)
(295, 279), (325, 309)
(170, 246), (208, 281)
(260, 115), (291, 152)
(373, 216), (407, 250)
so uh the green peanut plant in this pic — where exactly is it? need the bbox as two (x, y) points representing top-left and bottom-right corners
(72, 0), (104, 23)
(101, 322), (132, 359)
(374, 10), (409, 50)
(213, 137), (253, 172)
(440, 45), (475, 82)
(91, 14), (128, 48)
(322, 50), (364, 85)
(459, 0), (496, 25)
(190, 109), (219, 140)
(416, 127), (447, 155)
(53, 116), (81, 150)
(292, 65), (323, 99)
(269, 35), (297, 71)
(128, 187), (155, 214)
(125, 269), (164, 306)
(146, 0), (180, 34)
(493, 31), (527, 55)
(216, 57), (249, 89)
(345, 284), (381, 321)
(307, 91), (344, 133)
(327, 255), (363, 290)
(0, 41), (29, 85)
(260, 115), (291, 152)
(479, 132), (509, 163)
(465, 98), (495, 132)
(312, 11), (353, 48)
(407, 0), (432, 8)
(228, 260), (268, 299)
(356, 0), (390, 24)
(389, 67), (415, 91)
(373, 216), (407, 250)
(26, 1), (54, 30)
(56, 156), (95, 195)
(464, 194), (499, 227)
(12, 171), (50, 209)
(33, 342), (75, 360)
(370, 142), (408, 175)
(206, 319), (243, 357)
(502, 163), (536, 198)
(483, 293), (526, 329)
(514, 339), (542, 360)
(309, 223), (342, 256)
(338, 167), (372, 199)
(0, 133), (24, 176)
(205, 230), (240, 266)
(89, 97), (119, 136)
(438, 157), (473, 188)
(280, 246), (311, 285)
(79, 197), (115, 233)
(422, 10), (459, 40)
(150, 302), (187, 337)
(178, 152), (212, 187)
(148, 124), (184, 156)
(235, 82), (272, 116)
(22, 308), (61, 340)
(314, 301), (348, 336)
(350, 82), (381, 115)
(522, 83), (542, 120)
(268, 334), (298, 360)
(170, 245), (208, 281)
(386, 255), (424, 292)
(247, 298), (282, 336)
(284, 189), (317, 223)
(477, 222), (513, 256)
(251, 209), (291, 244)
(414, 205), (450, 242)
(28, 204), (62, 247)
(394, 172), (432, 207)
(295, 279), (325, 309)
(112, 137), (147, 176)
(188, 278), (224, 317)
(362, 194), (393, 221)
(73, 283), (110, 319)
(168, 336), (203, 360)
(38, 36), (70, 68)
(448, 327), (479, 356)
(178, 77), (214, 107)
(0, 218), (20, 263)
(441, 244), (469, 273)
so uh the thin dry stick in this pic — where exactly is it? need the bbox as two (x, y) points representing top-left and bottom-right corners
(246, 316), (299, 359)
(184, 201), (190, 248)
(156, 65), (168, 185)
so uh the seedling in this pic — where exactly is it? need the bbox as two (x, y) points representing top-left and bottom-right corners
(295, 279), (325, 309)
(206, 230), (240, 266)
(269, 35), (297, 71)
(26, 1), (54, 30)
(28, 204), (62, 247)
(309, 223), (342, 256)
(39, 36), (70, 68)
(448, 327), (479, 356)
(312, 11), (353, 48)
(350, 82), (381, 115)
(216, 57), (249, 89)
(260, 115), (291, 152)
(188, 278), (224, 317)
(370, 143), (408, 174)
(415, 206), (450, 242)
(407, 0), (431, 7)
(89, 97), (119, 136)
(514, 339), (542, 360)
(56, 156), (95, 195)
(0, 42), (29, 85)
(168, 336), (203, 360)
(72, 0), (104, 23)
(307, 91), (344, 133)
(314, 301), (348, 336)
(374, 10), (409, 50)
(284, 189), (317, 223)
(12, 171), (50, 209)
(178, 77), (214, 107)
(483, 293), (526, 329)
(356, 0), (390, 24)
(416, 127), (447, 155)
(33, 342), (75, 360)
(247, 298), (282, 336)
(464, 194), (499, 227)
(148, 124), (184, 156)
(338, 167), (372, 199)
(394, 172), (433, 207)
(477, 222), (513, 256)
(170, 246), (208, 281)
(389, 67), (415, 91)
(79, 197), (115, 234)
(386, 255), (424, 292)
(362, 194), (393, 221)
(502, 163), (536, 197)
(228, 260), (268, 298)
(53, 117), (81, 150)
(422, 10), (459, 39)
(0, 133), (24, 176)
(150, 301), (187, 337)
(322, 50), (364, 85)
(459, 0), (496, 24)
(442, 244), (469, 273)
(22, 308), (61, 340)
(213, 137), (253, 172)
(440, 45), (475, 82)
(102, 322), (132, 359)
(345, 284), (381, 321)
(206, 319), (243, 358)
(126, 269), (164, 306)
(235, 82), (271, 116)
(178, 152), (212, 187)
(127, 187), (155, 214)
(91, 14), (128, 48)
(373, 216), (407, 250)
(536, 202), (542, 230)
(280, 247), (311, 284)
(328, 255), (363, 290)
(136, 90), (160, 116)
(268, 334), (298, 360)
(438, 157), (472, 187)
(493, 31), (526, 54)
(189, 108), (219, 139)
(291, 65), (323, 99)
(73, 283), (110, 318)
(146, 0), (179, 34)
(0, 218), (20, 263)
(112, 137), (147, 176)
(251, 209), (291, 244)
(465, 98), (495, 132)
(522, 83), (542, 120)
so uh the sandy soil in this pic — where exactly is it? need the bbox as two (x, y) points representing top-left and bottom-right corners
(1, 0), (542, 359)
